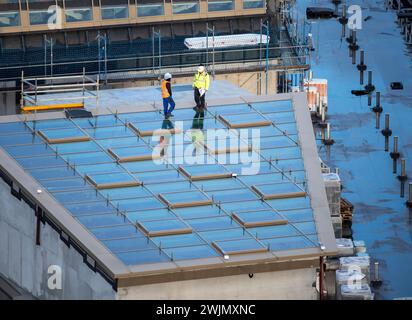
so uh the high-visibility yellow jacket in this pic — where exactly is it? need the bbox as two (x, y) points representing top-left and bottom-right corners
(161, 79), (171, 98)
(192, 72), (210, 90)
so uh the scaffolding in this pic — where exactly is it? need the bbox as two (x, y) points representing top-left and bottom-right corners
(20, 68), (100, 113)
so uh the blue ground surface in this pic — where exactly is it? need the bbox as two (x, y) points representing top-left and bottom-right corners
(296, 0), (412, 299)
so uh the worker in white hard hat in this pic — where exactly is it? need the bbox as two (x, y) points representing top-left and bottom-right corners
(192, 65), (210, 115)
(161, 72), (175, 118)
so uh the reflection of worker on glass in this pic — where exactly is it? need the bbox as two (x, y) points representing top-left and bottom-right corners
(159, 119), (174, 157)
(190, 113), (205, 157)
(192, 65), (210, 113)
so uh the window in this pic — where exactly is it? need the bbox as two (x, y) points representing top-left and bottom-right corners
(29, 10), (53, 25)
(232, 210), (288, 228)
(108, 145), (157, 162)
(138, 219), (192, 237)
(212, 238), (267, 255)
(208, 0), (234, 12)
(243, 0), (265, 9)
(0, 11), (20, 27)
(172, 2), (199, 14)
(137, 4), (164, 17)
(101, 6), (129, 19)
(218, 113), (271, 129)
(65, 8), (93, 22)
(179, 164), (232, 181)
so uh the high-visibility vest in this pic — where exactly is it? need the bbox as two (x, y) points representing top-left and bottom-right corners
(161, 80), (170, 98)
(192, 72), (210, 90)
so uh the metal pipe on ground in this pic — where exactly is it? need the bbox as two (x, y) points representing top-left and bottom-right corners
(381, 113), (392, 152)
(398, 159), (407, 198)
(357, 50), (367, 85)
(390, 136), (400, 173)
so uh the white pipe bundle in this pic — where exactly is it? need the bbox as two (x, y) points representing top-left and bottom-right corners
(184, 33), (270, 50)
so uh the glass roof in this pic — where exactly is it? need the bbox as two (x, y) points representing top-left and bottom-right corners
(0, 100), (319, 267)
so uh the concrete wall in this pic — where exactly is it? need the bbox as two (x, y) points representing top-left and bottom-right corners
(117, 267), (317, 300)
(0, 178), (116, 300)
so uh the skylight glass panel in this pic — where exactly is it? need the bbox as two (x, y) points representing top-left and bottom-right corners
(108, 145), (157, 162)
(146, 181), (196, 194)
(232, 210), (288, 227)
(72, 115), (121, 129)
(266, 196), (311, 211)
(113, 196), (165, 212)
(41, 176), (88, 192)
(138, 218), (192, 237)
(128, 121), (182, 137)
(252, 182), (306, 200)
(179, 164), (232, 181)
(38, 128), (90, 144)
(76, 213), (128, 229)
(49, 141), (101, 154)
(126, 209), (176, 223)
(275, 122), (298, 135)
(76, 163), (125, 176)
(259, 146), (301, 160)
(103, 236), (155, 253)
(164, 245), (219, 260)
(4, 143), (54, 158)
(0, 122), (30, 135)
(86, 126), (135, 139)
(212, 238), (267, 255)
(52, 189), (104, 204)
(248, 224), (300, 239)
(173, 204), (225, 219)
(97, 136), (146, 149)
(85, 172), (140, 189)
(194, 178), (244, 191)
(159, 190), (212, 208)
(278, 208), (313, 223)
(207, 103), (251, 115)
(29, 166), (79, 181)
(134, 169), (186, 184)
(293, 221), (317, 235)
(89, 224), (142, 241)
(199, 228), (251, 242)
(62, 151), (113, 165)
(218, 112), (271, 129)
(27, 119), (76, 130)
(16, 155), (66, 169)
(121, 160), (171, 173)
(151, 233), (205, 249)
(208, 188), (259, 203)
(64, 201), (117, 216)
(0, 132), (41, 146)
(251, 100), (293, 113)
(186, 216), (240, 231)
(118, 111), (162, 123)
(260, 236), (316, 252)
(99, 186), (151, 200)
(220, 200), (270, 213)
(265, 111), (295, 124)
(254, 136), (298, 149)
(116, 249), (170, 265)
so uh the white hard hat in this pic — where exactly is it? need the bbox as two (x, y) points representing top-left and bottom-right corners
(197, 66), (205, 73)
(164, 73), (172, 80)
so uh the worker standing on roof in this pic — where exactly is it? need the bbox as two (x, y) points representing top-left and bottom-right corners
(161, 73), (175, 118)
(192, 65), (210, 113)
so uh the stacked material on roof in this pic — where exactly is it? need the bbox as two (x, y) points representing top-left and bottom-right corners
(184, 34), (270, 50)
(340, 284), (374, 300)
(335, 269), (368, 300)
(339, 255), (371, 283)
(323, 173), (341, 217)
(304, 78), (328, 112)
(335, 238), (354, 257)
